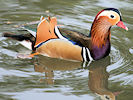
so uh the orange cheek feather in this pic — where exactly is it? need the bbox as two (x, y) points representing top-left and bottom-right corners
(108, 17), (119, 25)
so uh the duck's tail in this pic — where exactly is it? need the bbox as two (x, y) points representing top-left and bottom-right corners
(3, 32), (35, 50)
(3, 32), (34, 41)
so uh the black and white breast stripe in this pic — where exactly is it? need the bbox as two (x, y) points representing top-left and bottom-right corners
(81, 47), (94, 62)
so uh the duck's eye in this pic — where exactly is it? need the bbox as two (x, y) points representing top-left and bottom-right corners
(105, 95), (110, 100)
(110, 15), (115, 19)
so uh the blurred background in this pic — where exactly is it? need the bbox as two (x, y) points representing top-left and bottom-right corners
(0, 0), (133, 100)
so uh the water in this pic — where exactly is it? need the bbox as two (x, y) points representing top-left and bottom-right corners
(0, 0), (133, 100)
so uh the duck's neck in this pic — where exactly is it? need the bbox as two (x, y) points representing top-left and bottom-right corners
(89, 18), (111, 60)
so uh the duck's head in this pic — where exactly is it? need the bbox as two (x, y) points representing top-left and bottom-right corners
(99, 90), (123, 100)
(95, 8), (128, 30)
(90, 8), (128, 47)
(99, 93), (115, 100)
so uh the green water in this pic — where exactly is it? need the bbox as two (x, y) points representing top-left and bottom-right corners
(0, 0), (133, 100)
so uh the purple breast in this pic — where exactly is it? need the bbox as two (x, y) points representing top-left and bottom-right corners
(91, 40), (110, 60)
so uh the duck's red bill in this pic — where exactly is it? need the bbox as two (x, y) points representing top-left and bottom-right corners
(116, 21), (128, 31)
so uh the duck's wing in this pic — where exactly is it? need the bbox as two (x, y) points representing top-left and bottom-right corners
(21, 16), (92, 49)
(59, 28), (92, 48)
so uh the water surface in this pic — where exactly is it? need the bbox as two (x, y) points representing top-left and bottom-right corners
(0, 0), (133, 100)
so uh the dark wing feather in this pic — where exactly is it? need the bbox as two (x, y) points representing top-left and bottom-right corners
(59, 28), (92, 49)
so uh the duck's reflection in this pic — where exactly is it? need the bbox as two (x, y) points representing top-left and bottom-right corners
(34, 55), (81, 84)
(88, 57), (116, 100)
(34, 55), (119, 100)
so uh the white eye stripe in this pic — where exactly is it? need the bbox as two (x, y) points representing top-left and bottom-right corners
(97, 11), (118, 20)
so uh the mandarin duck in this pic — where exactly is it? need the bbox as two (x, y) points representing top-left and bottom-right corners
(3, 8), (128, 62)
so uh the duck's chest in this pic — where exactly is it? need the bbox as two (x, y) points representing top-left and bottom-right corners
(91, 41), (110, 60)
